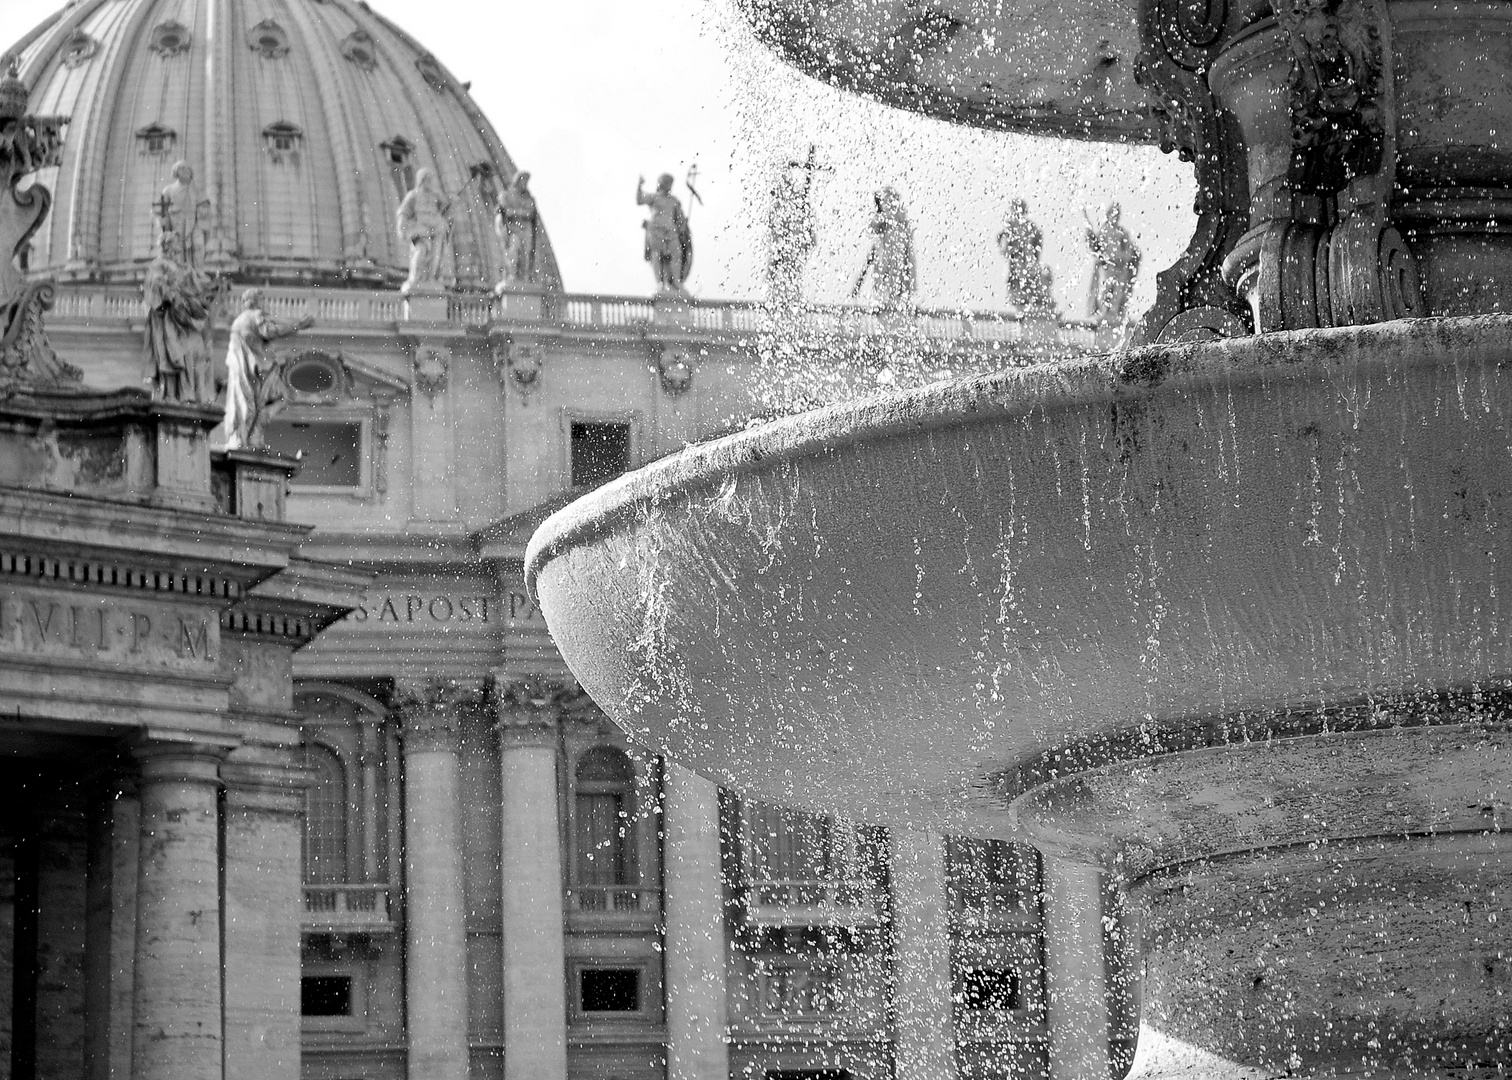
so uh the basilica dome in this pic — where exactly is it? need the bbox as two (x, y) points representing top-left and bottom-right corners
(7, 0), (561, 290)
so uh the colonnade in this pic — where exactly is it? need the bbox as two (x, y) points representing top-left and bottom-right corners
(397, 675), (1129, 1080)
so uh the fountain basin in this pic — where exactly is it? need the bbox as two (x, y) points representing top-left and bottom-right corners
(527, 317), (1512, 1076)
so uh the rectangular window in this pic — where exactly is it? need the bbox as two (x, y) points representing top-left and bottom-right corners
(264, 421), (363, 488)
(301, 975), (353, 1017)
(570, 420), (631, 488)
(960, 968), (1021, 1011)
(580, 967), (640, 1012)
(947, 837), (1038, 913)
(749, 803), (831, 881)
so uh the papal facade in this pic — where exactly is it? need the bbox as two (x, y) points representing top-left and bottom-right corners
(2, 3), (1121, 1080)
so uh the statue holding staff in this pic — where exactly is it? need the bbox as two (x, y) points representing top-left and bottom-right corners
(852, 186), (915, 309)
(495, 169), (540, 290)
(153, 160), (211, 267)
(637, 173), (692, 295)
(222, 288), (314, 450)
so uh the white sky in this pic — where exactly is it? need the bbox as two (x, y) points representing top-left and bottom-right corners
(1, 0), (1198, 316)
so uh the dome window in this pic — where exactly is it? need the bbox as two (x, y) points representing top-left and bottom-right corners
(415, 55), (446, 91)
(262, 121), (303, 166)
(340, 30), (378, 71)
(135, 123), (177, 158)
(380, 136), (416, 198)
(247, 20), (291, 60)
(62, 30), (99, 68)
(148, 21), (191, 58)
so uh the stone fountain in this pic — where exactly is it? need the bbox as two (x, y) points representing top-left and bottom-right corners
(528, 2), (1512, 1077)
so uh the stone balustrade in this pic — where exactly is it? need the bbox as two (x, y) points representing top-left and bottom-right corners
(45, 282), (1103, 348)
(566, 884), (661, 914)
(301, 883), (393, 932)
(744, 877), (888, 927)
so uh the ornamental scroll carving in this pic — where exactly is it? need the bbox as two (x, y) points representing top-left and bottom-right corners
(394, 678), (484, 750)
(1280, 0), (1383, 196)
(491, 674), (592, 746)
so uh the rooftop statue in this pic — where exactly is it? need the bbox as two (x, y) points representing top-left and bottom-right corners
(851, 186), (915, 309)
(637, 173), (692, 296)
(222, 288), (314, 451)
(397, 167), (452, 296)
(766, 148), (827, 307)
(1083, 202), (1139, 325)
(153, 160), (211, 268)
(0, 62), (73, 388)
(142, 231), (215, 405)
(495, 170), (540, 292)
(996, 198), (1056, 317)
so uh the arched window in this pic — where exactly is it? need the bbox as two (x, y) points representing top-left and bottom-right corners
(574, 747), (635, 886)
(303, 744), (348, 884)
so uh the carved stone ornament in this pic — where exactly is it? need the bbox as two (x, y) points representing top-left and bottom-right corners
(656, 345), (695, 395)
(61, 30), (99, 68)
(282, 351), (354, 403)
(247, 20), (291, 60)
(1278, 0), (1384, 195)
(394, 678), (483, 750)
(148, 21), (192, 58)
(496, 337), (543, 400)
(491, 674), (591, 745)
(0, 66), (77, 390)
(340, 29), (379, 71)
(413, 345), (448, 401)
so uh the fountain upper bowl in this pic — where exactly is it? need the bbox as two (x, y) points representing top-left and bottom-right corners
(527, 317), (1512, 837)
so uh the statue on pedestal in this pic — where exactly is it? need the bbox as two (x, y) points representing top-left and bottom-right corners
(495, 170), (540, 291)
(851, 186), (915, 309)
(997, 198), (1056, 317)
(637, 173), (692, 295)
(766, 148), (826, 307)
(397, 167), (452, 296)
(153, 160), (211, 267)
(222, 289), (314, 451)
(1084, 202), (1140, 324)
(143, 231), (215, 404)
(0, 63), (74, 387)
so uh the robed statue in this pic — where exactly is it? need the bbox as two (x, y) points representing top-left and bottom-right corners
(397, 168), (452, 295)
(495, 170), (540, 290)
(143, 231), (215, 404)
(637, 173), (692, 295)
(852, 186), (915, 309)
(222, 289), (314, 451)
(997, 198), (1056, 317)
(1084, 202), (1141, 325)
(766, 152), (822, 307)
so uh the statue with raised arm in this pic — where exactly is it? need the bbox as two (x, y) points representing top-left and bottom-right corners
(997, 198), (1056, 317)
(143, 231), (215, 404)
(495, 170), (540, 291)
(851, 186), (915, 309)
(154, 160), (211, 267)
(637, 173), (692, 295)
(1084, 202), (1141, 324)
(223, 289), (314, 450)
(397, 167), (451, 295)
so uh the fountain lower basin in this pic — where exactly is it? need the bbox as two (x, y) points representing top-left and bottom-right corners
(527, 316), (1512, 1076)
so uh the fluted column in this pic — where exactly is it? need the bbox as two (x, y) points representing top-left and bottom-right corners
(890, 829), (956, 1080)
(1043, 855), (1116, 1080)
(398, 681), (473, 1080)
(130, 740), (228, 1080)
(221, 755), (306, 1080)
(495, 676), (571, 1080)
(662, 763), (728, 1080)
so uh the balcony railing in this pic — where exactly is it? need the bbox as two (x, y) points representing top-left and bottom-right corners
(44, 282), (1104, 350)
(566, 885), (661, 915)
(301, 883), (393, 932)
(744, 878), (887, 927)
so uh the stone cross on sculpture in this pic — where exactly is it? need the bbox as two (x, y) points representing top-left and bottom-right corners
(0, 62), (74, 387)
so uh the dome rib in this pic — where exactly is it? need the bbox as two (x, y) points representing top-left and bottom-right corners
(9, 0), (562, 291)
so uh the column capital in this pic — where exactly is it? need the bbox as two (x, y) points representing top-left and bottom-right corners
(130, 735), (236, 786)
(488, 673), (588, 748)
(394, 678), (484, 752)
